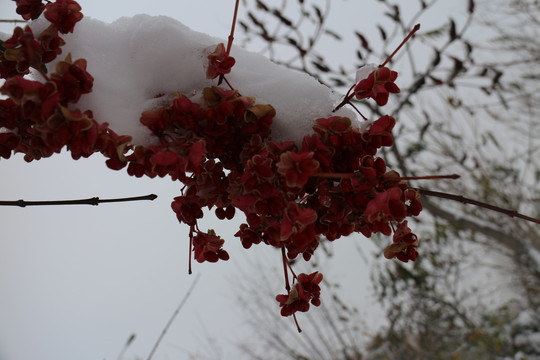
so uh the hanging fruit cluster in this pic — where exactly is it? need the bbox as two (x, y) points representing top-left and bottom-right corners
(1, 0), (423, 327)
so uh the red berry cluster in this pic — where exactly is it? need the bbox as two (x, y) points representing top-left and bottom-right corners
(0, 1), (423, 322)
(0, 1), (132, 166)
(276, 271), (323, 317)
(121, 75), (422, 319)
(2, 0), (83, 77)
(206, 43), (236, 80)
(354, 66), (400, 106)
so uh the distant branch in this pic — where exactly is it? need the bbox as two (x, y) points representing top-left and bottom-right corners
(0, 194), (158, 207)
(147, 273), (202, 360)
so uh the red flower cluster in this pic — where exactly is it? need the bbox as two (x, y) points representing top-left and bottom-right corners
(117, 81), (421, 272)
(2, 0), (81, 77)
(384, 220), (419, 262)
(192, 229), (230, 263)
(44, 0), (84, 34)
(0, 48), (129, 163)
(354, 66), (400, 106)
(206, 43), (236, 79)
(1, 1), (424, 320)
(13, 0), (46, 20)
(276, 271), (323, 316)
(0, 1), (130, 166)
(1, 26), (43, 76)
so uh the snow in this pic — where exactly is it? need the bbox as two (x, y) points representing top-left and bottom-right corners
(515, 309), (539, 331)
(512, 307), (540, 358)
(356, 63), (378, 83)
(30, 14), (357, 146)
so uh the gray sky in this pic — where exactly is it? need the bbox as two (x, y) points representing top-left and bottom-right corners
(0, 1), (465, 359)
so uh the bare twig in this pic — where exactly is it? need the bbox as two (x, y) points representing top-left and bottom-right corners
(312, 172), (459, 181)
(381, 24), (421, 67)
(146, 273), (202, 360)
(0, 19), (27, 23)
(416, 188), (540, 225)
(117, 333), (136, 360)
(0, 194), (157, 207)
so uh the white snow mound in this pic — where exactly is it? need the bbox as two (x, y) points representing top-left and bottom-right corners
(34, 15), (357, 145)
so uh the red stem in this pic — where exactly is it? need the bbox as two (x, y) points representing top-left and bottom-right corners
(333, 89), (357, 112)
(381, 24), (420, 67)
(226, 0), (240, 55)
(188, 226), (194, 275)
(348, 101), (368, 120)
(218, 0), (240, 86)
(282, 246), (291, 291)
(292, 313), (302, 333)
(222, 76), (235, 91)
(286, 258), (298, 280)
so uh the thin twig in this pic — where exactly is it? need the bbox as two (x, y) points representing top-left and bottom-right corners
(226, 0), (241, 55)
(146, 273), (202, 360)
(117, 333), (136, 360)
(0, 19), (27, 23)
(0, 194), (157, 207)
(416, 188), (540, 225)
(282, 246), (290, 291)
(312, 172), (459, 181)
(380, 24), (420, 67)
(218, 0), (241, 86)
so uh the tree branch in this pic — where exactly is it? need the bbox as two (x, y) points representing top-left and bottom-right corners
(0, 194), (157, 207)
(416, 188), (540, 225)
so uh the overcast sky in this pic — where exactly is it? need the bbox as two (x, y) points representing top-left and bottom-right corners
(0, 1), (465, 359)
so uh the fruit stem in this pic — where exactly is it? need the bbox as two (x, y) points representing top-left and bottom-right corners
(188, 226), (194, 275)
(293, 313), (302, 333)
(226, 0), (241, 56)
(282, 246), (291, 291)
(380, 24), (420, 67)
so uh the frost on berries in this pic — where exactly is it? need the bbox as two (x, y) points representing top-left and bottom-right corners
(0, 1), (424, 321)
